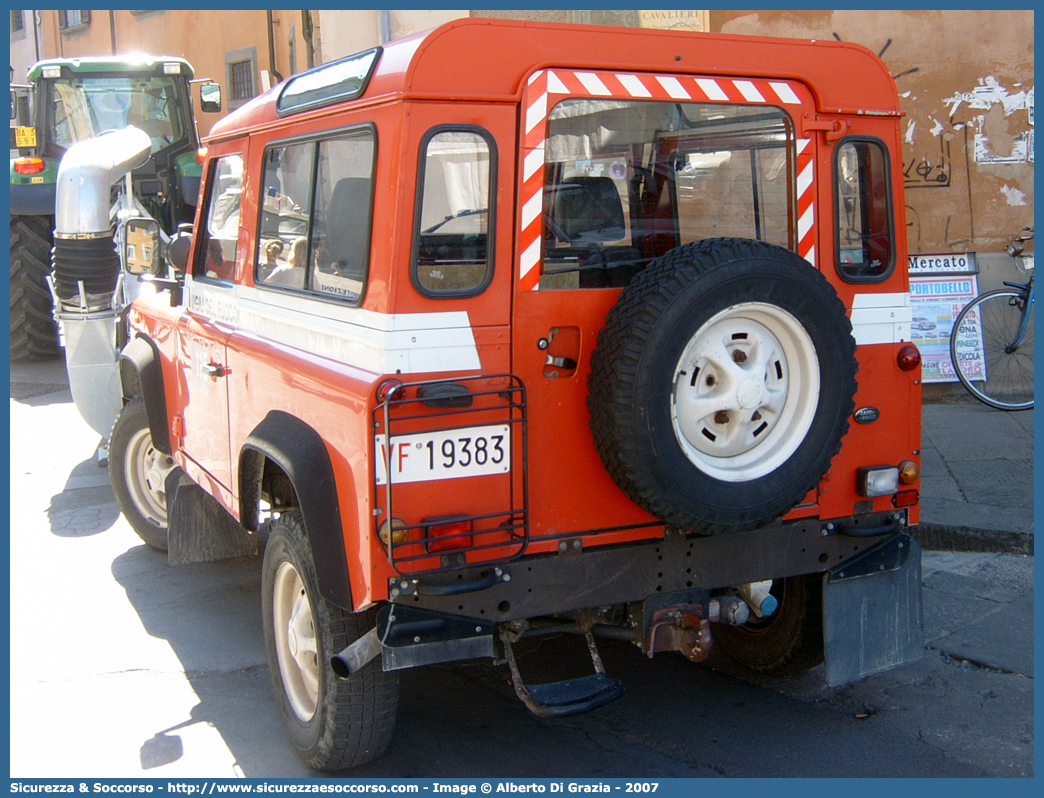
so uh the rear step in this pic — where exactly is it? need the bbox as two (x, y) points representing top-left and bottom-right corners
(501, 630), (624, 718)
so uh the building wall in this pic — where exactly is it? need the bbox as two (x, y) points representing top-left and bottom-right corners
(713, 9), (1034, 260)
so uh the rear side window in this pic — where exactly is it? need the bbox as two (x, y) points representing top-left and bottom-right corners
(195, 153), (244, 281)
(411, 127), (495, 297)
(256, 127), (376, 305)
(834, 137), (894, 282)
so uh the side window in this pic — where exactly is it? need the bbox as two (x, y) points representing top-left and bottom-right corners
(411, 128), (494, 297)
(195, 154), (244, 281)
(308, 132), (376, 304)
(835, 138), (894, 281)
(255, 128), (376, 306)
(257, 141), (315, 290)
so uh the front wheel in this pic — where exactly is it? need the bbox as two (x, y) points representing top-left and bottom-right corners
(108, 397), (176, 551)
(262, 510), (399, 771)
(950, 287), (1034, 410)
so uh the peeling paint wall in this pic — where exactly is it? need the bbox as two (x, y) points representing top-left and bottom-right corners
(715, 9), (1034, 256)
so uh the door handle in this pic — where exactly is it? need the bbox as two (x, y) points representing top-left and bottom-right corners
(203, 363), (226, 378)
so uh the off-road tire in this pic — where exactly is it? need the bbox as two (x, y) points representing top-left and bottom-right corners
(10, 215), (61, 362)
(711, 574), (825, 676)
(109, 397), (174, 551)
(587, 238), (858, 535)
(262, 510), (399, 771)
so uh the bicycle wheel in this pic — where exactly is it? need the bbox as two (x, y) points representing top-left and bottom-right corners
(950, 288), (1034, 410)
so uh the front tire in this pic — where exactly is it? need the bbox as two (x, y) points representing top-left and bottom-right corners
(109, 397), (176, 551)
(262, 510), (399, 771)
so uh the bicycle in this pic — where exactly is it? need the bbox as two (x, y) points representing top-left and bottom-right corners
(949, 226), (1034, 410)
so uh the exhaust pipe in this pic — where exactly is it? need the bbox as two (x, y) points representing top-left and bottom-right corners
(52, 127), (152, 442)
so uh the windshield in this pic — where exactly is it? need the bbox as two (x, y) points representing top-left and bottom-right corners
(46, 75), (187, 154)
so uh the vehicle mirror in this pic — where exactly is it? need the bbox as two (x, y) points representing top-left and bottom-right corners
(10, 92), (16, 120)
(166, 229), (193, 274)
(199, 81), (222, 113)
(121, 218), (164, 277)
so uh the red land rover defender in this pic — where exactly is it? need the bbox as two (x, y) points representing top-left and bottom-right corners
(109, 19), (924, 770)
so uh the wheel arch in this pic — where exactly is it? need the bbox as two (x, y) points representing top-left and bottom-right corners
(241, 411), (354, 610)
(118, 333), (172, 455)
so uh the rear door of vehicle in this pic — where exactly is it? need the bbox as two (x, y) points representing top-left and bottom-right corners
(511, 68), (819, 540)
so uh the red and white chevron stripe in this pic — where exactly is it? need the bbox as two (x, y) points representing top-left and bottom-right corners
(518, 69), (815, 290)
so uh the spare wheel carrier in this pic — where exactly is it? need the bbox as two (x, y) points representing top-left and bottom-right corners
(587, 238), (858, 535)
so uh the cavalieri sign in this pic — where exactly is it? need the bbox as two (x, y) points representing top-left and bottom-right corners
(638, 9), (709, 31)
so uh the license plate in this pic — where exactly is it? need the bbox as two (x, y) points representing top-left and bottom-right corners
(15, 126), (37, 148)
(375, 424), (511, 485)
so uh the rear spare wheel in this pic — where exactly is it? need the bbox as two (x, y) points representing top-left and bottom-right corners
(587, 238), (857, 535)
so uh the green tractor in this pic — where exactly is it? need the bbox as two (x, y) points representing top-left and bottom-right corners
(9, 55), (221, 361)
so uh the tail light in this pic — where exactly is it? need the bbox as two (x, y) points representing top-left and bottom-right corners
(856, 465), (899, 498)
(898, 344), (921, 371)
(13, 157), (46, 175)
(424, 515), (473, 553)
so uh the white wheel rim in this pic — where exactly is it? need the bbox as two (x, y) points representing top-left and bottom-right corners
(272, 561), (320, 722)
(671, 302), (820, 482)
(124, 427), (176, 526)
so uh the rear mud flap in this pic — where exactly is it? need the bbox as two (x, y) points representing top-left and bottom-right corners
(166, 471), (257, 565)
(822, 533), (923, 687)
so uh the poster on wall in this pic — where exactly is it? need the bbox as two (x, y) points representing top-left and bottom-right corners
(909, 272), (981, 383)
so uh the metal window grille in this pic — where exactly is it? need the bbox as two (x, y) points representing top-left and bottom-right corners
(58, 10), (90, 30)
(11, 10), (24, 31)
(229, 60), (254, 102)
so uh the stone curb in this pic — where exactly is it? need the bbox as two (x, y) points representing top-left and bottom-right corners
(910, 523), (1034, 556)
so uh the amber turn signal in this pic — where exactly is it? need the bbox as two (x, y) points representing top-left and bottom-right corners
(378, 517), (407, 546)
(898, 460), (919, 485)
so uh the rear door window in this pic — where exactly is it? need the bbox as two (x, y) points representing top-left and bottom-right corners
(834, 137), (894, 282)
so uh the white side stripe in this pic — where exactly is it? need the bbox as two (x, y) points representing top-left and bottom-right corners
(616, 74), (652, 97)
(546, 71), (570, 95)
(186, 279), (481, 375)
(769, 81), (802, 105)
(523, 147), (545, 182)
(695, 78), (728, 101)
(525, 92), (548, 134)
(575, 72), (612, 96)
(656, 75), (691, 99)
(734, 80), (765, 103)
(521, 190), (543, 230)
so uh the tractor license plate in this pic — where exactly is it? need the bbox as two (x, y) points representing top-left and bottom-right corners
(375, 424), (511, 485)
(14, 126), (37, 148)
